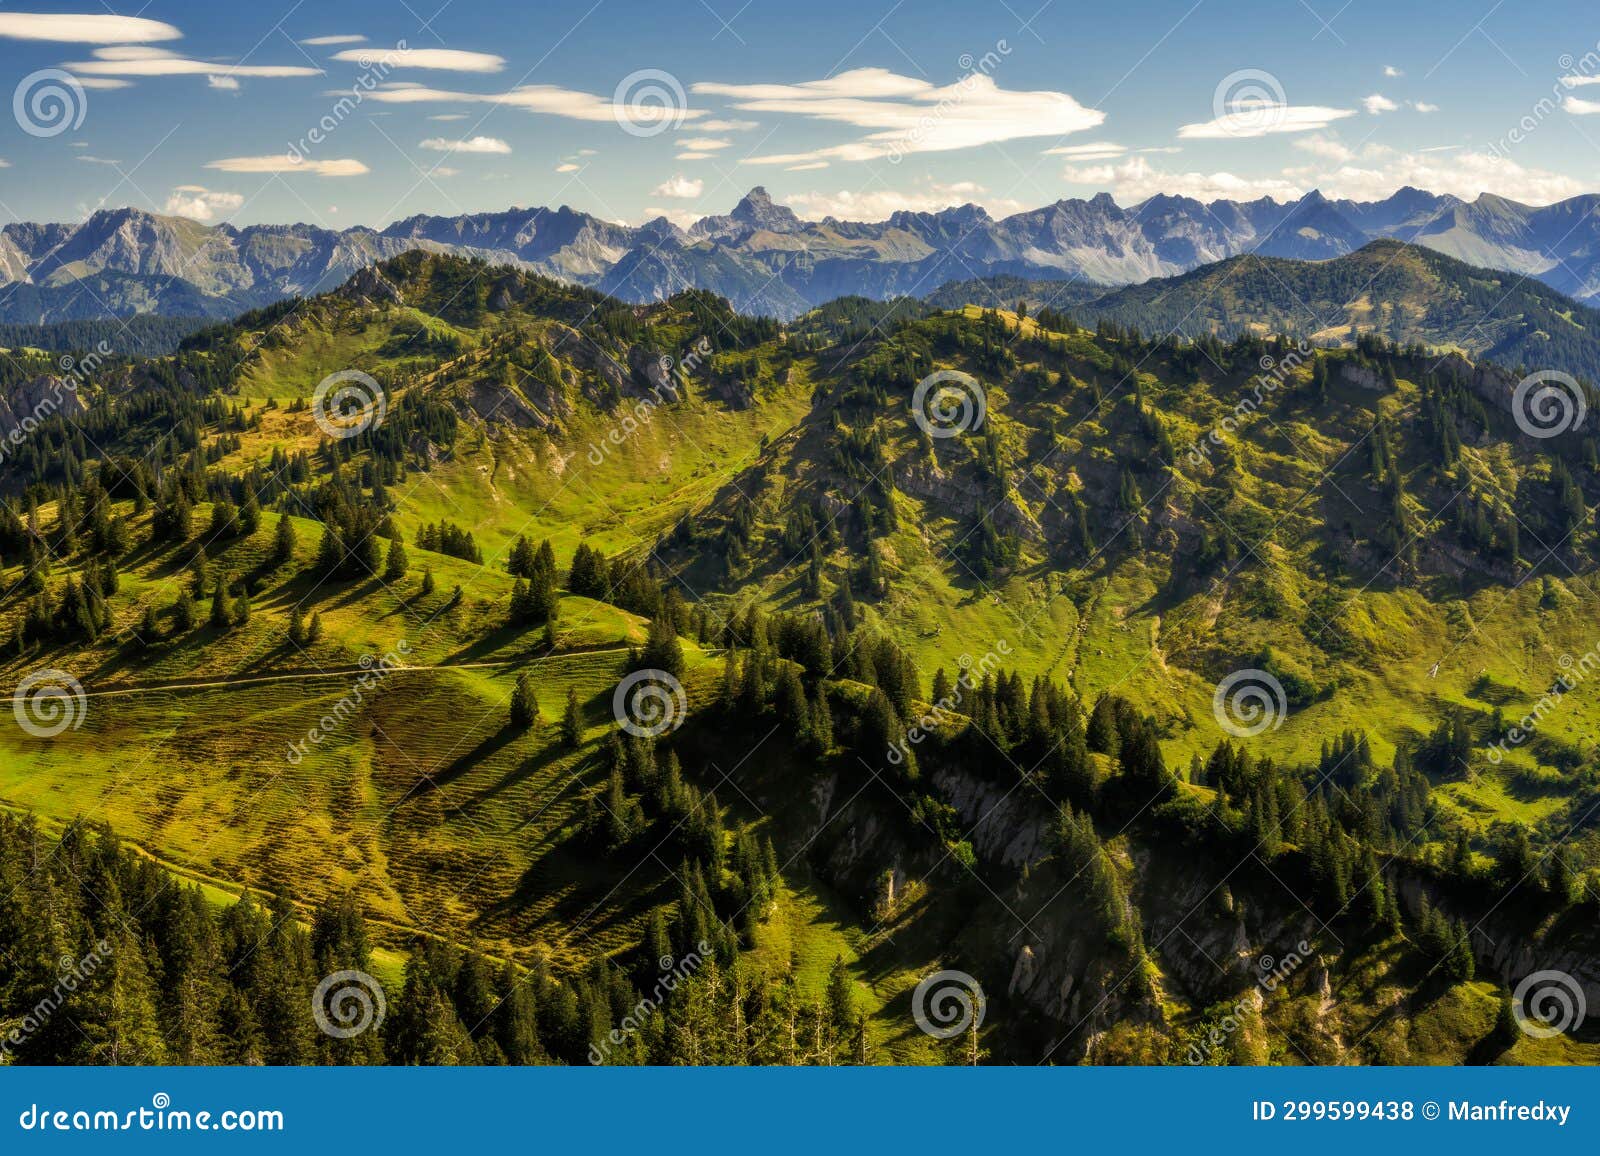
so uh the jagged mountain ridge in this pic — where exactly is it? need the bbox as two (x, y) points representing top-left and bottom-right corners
(3, 185), (1599, 325)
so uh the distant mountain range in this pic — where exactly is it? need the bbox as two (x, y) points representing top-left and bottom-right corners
(2, 185), (1599, 326)
(928, 240), (1600, 382)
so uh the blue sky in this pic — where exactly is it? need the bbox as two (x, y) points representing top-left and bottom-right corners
(2, 0), (1599, 229)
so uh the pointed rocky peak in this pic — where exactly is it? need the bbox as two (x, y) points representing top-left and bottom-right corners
(728, 187), (801, 232)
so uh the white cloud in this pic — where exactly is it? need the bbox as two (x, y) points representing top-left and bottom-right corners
(0, 14), (179, 42)
(360, 80), (705, 124)
(1292, 134), (1354, 162)
(676, 152), (715, 160)
(208, 75), (240, 91)
(66, 46), (318, 79)
(1383, 65), (1404, 78)
(1411, 101), (1438, 113)
(431, 166), (459, 177)
(1043, 141), (1127, 159)
(556, 162), (579, 172)
(1565, 95), (1600, 115)
(787, 161), (829, 171)
(331, 47), (504, 73)
(651, 174), (704, 198)
(206, 155), (369, 176)
(697, 118), (758, 132)
(72, 76), (131, 90)
(75, 155), (120, 165)
(1178, 101), (1354, 138)
(302, 35), (366, 46)
(1362, 93), (1399, 114)
(678, 137), (731, 151)
(1062, 156), (1303, 202)
(1562, 75), (1600, 87)
(695, 67), (1104, 164)
(163, 185), (244, 221)
(419, 135), (510, 154)
(644, 207), (704, 230)
(1288, 145), (1584, 204)
(427, 113), (468, 121)
(783, 181), (1025, 220)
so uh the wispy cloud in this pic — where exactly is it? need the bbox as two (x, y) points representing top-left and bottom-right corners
(206, 155), (368, 176)
(66, 46), (318, 79)
(301, 34), (366, 46)
(0, 14), (179, 42)
(330, 47), (504, 73)
(694, 67), (1104, 164)
(361, 80), (705, 124)
(1043, 141), (1127, 160)
(419, 135), (510, 154)
(1178, 100), (1354, 138)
